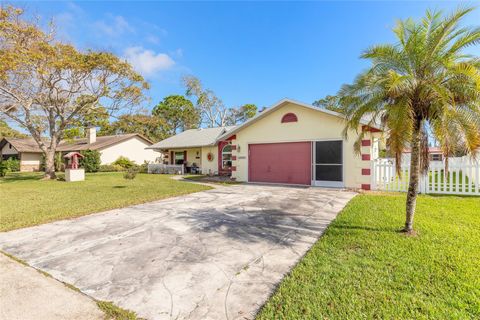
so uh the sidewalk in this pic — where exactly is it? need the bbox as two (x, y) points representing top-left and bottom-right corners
(0, 253), (104, 320)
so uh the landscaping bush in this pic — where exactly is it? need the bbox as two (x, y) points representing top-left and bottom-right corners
(123, 167), (138, 180)
(80, 150), (101, 172)
(0, 161), (8, 177)
(3, 157), (20, 172)
(99, 164), (125, 172)
(113, 156), (135, 169)
(137, 161), (149, 173)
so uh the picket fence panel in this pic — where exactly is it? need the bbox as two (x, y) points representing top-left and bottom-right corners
(372, 158), (480, 196)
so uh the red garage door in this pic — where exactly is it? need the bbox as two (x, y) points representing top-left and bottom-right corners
(248, 142), (311, 185)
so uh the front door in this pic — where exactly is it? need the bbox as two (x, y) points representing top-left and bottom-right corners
(313, 140), (344, 187)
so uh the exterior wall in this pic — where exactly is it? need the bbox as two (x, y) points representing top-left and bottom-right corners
(200, 146), (219, 175)
(230, 102), (375, 189)
(20, 152), (42, 172)
(100, 137), (160, 165)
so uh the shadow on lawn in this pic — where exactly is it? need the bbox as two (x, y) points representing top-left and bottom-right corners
(0, 173), (43, 183)
(331, 224), (397, 233)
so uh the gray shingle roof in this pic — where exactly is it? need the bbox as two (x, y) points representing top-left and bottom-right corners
(0, 134), (152, 153)
(148, 126), (237, 149)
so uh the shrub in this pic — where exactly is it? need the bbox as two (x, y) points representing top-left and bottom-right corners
(99, 164), (125, 172)
(3, 157), (20, 172)
(123, 167), (138, 180)
(80, 150), (101, 172)
(0, 161), (7, 177)
(113, 156), (135, 169)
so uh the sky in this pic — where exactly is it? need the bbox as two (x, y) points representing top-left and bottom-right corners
(10, 1), (480, 112)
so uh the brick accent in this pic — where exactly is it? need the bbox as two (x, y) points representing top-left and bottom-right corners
(231, 166), (237, 172)
(232, 155), (237, 161)
(362, 168), (371, 176)
(361, 184), (371, 190)
(362, 154), (371, 161)
(361, 139), (371, 147)
(231, 145), (237, 150)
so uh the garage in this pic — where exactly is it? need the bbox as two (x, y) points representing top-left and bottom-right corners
(248, 142), (311, 185)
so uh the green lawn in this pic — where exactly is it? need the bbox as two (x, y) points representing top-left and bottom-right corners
(0, 172), (211, 232)
(257, 193), (480, 319)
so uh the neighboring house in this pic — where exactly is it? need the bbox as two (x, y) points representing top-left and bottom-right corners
(149, 98), (383, 189)
(403, 147), (444, 163)
(0, 127), (160, 172)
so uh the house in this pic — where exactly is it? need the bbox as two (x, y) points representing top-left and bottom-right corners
(0, 127), (160, 172)
(403, 147), (444, 162)
(149, 98), (383, 190)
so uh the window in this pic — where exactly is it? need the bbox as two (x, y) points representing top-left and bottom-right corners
(281, 113), (298, 123)
(175, 152), (185, 165)
(221, 144), (232, 169)
(430, 153), (443, 161)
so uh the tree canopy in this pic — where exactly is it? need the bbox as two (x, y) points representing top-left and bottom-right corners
(183, 75), (257, 127)
(0, 6), (148, 178)
(152, 95), (200, 135)
(0, 119), (26, 139)
(100, 114), (169, 142)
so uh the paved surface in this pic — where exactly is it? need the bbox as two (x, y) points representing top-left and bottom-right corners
(0, 254), (104, 320)
(0, 184), (356, 320)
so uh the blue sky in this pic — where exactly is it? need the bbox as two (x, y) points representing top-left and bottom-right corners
(17, 1), (480, 111)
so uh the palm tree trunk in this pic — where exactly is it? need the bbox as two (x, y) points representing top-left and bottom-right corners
(404, 119), (421, 233)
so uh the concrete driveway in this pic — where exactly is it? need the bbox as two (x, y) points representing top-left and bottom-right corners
(0, 184), (356, 320)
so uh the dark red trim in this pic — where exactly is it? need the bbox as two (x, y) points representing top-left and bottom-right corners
(361, 184), (371, 190)
(184, 150), (187, 165)
(231, 145), (237, 150)
(226, 135), (236, 141)
(362, 168), (371, 176)
(362, 125), (381, 133)
(231, 166), (237, 171)
(281, 113), (298, 123)
(361, 139), (371, 147)
(232, 155), (237, 161)
(362, 154), (371, 161)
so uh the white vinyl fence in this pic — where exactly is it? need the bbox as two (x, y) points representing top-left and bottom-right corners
(373, 158), (480, 196)
(148, 163), (184, 175)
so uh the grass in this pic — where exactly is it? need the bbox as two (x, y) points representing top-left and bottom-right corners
(96, 301), (140, 320)
(257, 193), (480, 319)
(0, 172), (211, 232)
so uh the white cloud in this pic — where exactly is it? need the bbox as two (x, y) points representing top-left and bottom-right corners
(123, 46), (175, 76)
(95, 15), (134, 37)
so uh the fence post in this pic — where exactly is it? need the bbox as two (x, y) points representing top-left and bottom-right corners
(419, 173), (427, 194)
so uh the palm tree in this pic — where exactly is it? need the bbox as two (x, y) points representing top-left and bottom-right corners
(339, 7), (480, 234)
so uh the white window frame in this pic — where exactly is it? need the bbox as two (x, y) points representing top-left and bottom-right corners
(221, 144), (233, 169)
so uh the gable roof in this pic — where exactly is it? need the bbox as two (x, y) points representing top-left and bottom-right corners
(0, 134), (152, 154)
(0, 137), (45, 153)
(147, 126), (236, 150)
(217, 98), (382, 141)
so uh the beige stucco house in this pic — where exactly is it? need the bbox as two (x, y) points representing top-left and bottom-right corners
(0, 128), (160, 172)
(149, 98), (383, 190)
